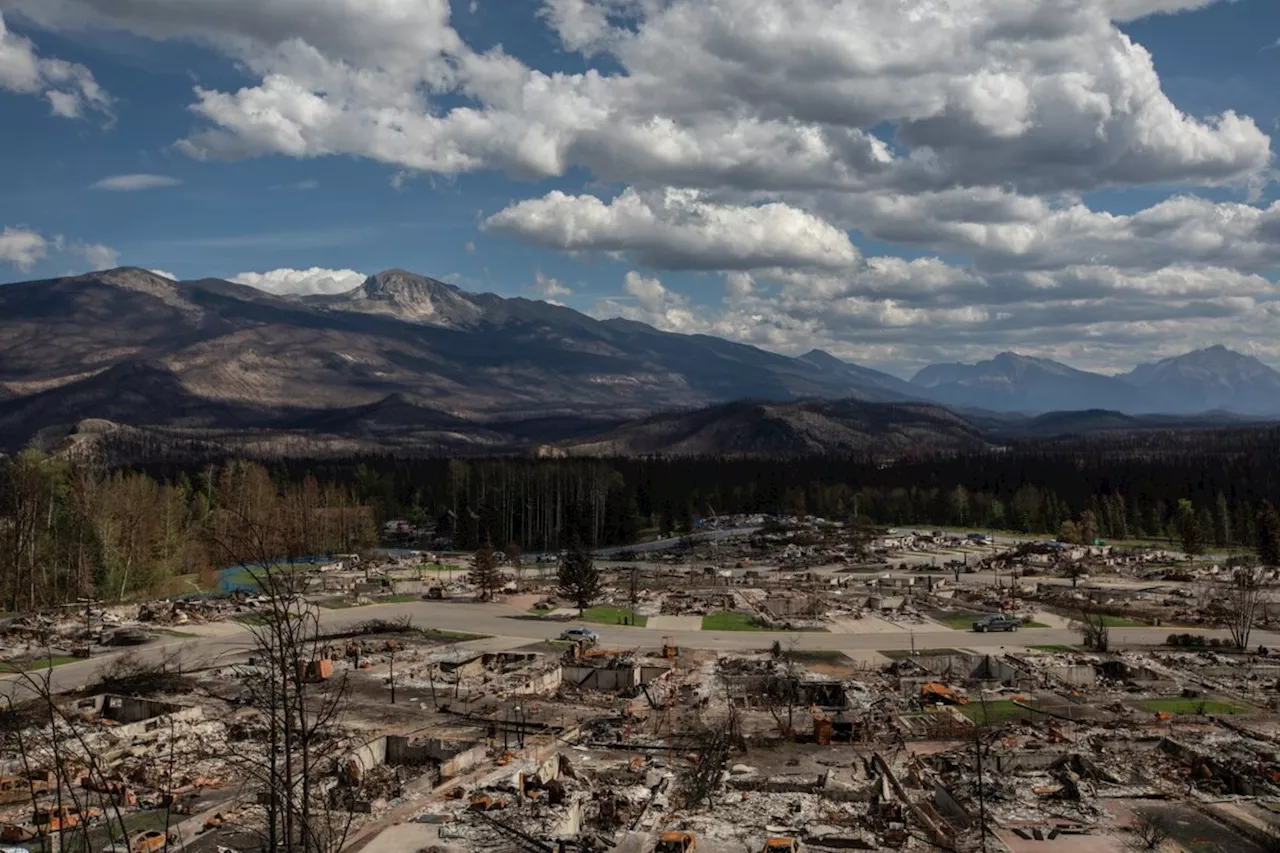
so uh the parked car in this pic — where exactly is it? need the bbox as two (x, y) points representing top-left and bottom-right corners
(972, 614), (1020, 633)
(102, 828), (179, 853)
(558, 627), (599, 644)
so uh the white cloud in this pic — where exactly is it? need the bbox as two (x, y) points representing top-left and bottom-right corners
(148, 269), (178, 280)
(1, 226), (119, 275)
(11, 0), (1264, 195)
(486, 187), (858, 271)
(90, 174), (182, 191)
(530, 271), (572, 300)
(0, 226), (47, 272)
(0, 11), (110, 119)
(593, 271), (706, 333)
(8, 0), (1280, 369)
(75, 241), (119, 270)
(231, 266), (366, 295)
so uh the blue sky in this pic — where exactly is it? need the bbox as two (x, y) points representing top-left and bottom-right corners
(1, 0), (1278, 374)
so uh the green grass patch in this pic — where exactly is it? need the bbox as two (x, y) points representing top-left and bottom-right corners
(1029, 645), (1078, 653)
(957, 699), (1040, 725)
(0, 654), (81, 673)
(702, 611), (771, 631)
(1098, 614), (1146, 627)
(1139, 697), (1247, 716)
(581, 606), (648, 627)
(415, 563), (466, 574)
(936, 611), (1048, 630)
(377, 594), (420, 604)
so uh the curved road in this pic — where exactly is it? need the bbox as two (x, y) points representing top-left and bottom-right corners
(5, 598), (1273, 701)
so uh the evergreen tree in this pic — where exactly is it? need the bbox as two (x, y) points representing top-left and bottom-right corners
(1175, 499), (1204, 556)
(469, 539), (501, 602)
(1213, 492), (1232, 548)
(558, 537), (601, 615)
(1257, 503), (1280, 568)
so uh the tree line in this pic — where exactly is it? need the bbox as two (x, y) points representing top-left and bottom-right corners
(0, 453), (375, 612)
(151, 429), (1280, 553)
(12, 423), (1280, 608)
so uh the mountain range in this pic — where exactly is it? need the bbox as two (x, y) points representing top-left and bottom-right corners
(0, 266), (1277, 459)
(909, 347), (1280, 415)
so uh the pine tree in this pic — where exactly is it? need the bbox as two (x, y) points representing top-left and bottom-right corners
(1257, 503), (1280, 568)
(558, 537), (601, 615)
(1213, 492), (1232, 548)
(469, 540), (501, 602)
(1176, 499), (1204, 556)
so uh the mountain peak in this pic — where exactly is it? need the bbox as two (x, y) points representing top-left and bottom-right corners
(799, 349), (847, 367)
(334, 269), (484, 326)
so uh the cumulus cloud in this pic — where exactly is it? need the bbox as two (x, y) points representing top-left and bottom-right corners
(0, 226), (47, 272)
(8, 0), (1279, 369)
(486, 188), (858, 271)
(73, 241), (119, 270)
(529, 271), (572, 300)
(231, 266), (366, 296)
(0, 12), (110, 119)
(592, 271), (706, 333)
(0, 226), (120, 275)
(90, 174), (182, 191)
(10, 0), (1266, 194)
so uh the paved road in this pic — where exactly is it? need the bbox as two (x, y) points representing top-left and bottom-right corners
(6, 599), (1277, 701)
(594, 526), (763, 557)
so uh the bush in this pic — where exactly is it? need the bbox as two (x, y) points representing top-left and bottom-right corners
(1167, 633), (1209, 647)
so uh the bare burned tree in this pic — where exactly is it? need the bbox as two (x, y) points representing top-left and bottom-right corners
(1227, 566), (1265, 650)
(208, 465), (356, 853)
(1074, 605), (1111, 653)
(1130, 811), (1170, 850)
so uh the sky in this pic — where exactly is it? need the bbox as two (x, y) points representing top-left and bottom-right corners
(1, 0), (1278, 377)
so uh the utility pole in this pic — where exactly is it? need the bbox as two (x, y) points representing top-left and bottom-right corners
(974, 698), (990, 852)
(389, 642), (397, 705)
(629, 566), (639, 625)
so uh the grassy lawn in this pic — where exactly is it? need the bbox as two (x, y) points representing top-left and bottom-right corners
(1099, 614), (1146, 627)
(1029, 645), (1078, 653)
(958, 699), (1041, 725)
(154, 571), (217, 596)
(378, 594), (420, 604)
(702, 611), (771, 631)
(417, 563), (466, 573)
(581, 605), (648, 627)
(936, 612), (1048, 630)
(1139, 697), (1247, 716)
(1047, 608), (1147, 627)
(0, 654), (81, 673)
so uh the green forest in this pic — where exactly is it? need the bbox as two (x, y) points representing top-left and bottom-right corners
(7, 425), (1280, 609)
